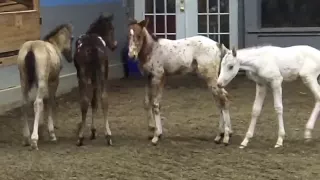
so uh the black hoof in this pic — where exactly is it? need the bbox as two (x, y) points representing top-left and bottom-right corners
(148, 135), (153, 140)
(214, 139), (222, 144)
(90, 129), (96, 140)
(223, 142), (229, 146)
(76, 137), (84, 146)
(106, 135), (112, 146)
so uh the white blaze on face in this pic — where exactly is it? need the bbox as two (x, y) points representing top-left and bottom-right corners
(129, 29), (137, 57)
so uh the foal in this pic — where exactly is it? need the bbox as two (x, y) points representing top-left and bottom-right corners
(128, 19), (232, 145)
(17, 23), (74, 150)
(73, 13), (117, 146)
(217, 45), (320, 148)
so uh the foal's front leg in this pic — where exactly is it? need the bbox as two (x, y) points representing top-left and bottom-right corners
(240, 84), (267, 148)
(271, 80), (285, 148)
(150, 75), (165, 145)
(211, 86), (231, 145)
(144, 83), (156, 136)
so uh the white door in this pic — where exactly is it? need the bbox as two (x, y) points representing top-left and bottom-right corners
(134, 0), (238, 48)
(194, 0), (238, 48)
(134, 0), (186, 40)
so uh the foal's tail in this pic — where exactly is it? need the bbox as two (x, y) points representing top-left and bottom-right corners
(17, 42), (37, 91)
(25, 51), (37, 88)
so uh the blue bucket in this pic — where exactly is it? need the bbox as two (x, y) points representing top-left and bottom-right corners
(124, 46), (142, 77)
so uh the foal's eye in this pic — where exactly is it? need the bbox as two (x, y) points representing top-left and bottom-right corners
(228, 65), (234, 70)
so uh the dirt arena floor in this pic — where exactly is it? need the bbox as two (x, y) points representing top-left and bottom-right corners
(0, 75), (320, 180)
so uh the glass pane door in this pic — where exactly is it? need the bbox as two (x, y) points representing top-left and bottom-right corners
(197, 0), (230, 48)
(144, 0), (177, 40)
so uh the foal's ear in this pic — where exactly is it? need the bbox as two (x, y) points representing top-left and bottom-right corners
(231, 47), (237, 57)
(138, 18), (149, 28)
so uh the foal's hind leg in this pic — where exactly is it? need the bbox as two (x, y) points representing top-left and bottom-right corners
(271, 79), (285, 148)
(31, 81), (47, 150)
(301, 75), (320, 140)
(144, 83), (156, 138)
(77, 83), (90, 146)
(90, 87), (98, 140)
(20, 83), (31, 146)
(101, 89), (112, 145)
(47, 81), (58, 142)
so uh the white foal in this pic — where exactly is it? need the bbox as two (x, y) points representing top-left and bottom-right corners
(128, 19), (232, 145)
(217, 45), (320, 148)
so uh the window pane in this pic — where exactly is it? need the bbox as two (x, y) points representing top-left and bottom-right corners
(198, 15), (207, 33)
(261, 0), (320, 28)
(145, 0), (154, 13)
(209, 34), (219, 42)
(209, 15), (218, 33)
(167, 0), (175, 13)
(198, 0), (207, 13)
(167, 15), (176, 33)
(220, 0), (229, 13)
(156, 0), (165, 13)
(156, 15), (165, 33)
(167, 35), (176, 40)
(220, 15), (229, 33)
(220, 34), (229, 49)
(208, 0), (218, 13)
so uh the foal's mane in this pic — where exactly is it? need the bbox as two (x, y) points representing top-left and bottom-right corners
(241, 44), (273, 51)
(43, 24), (72, 41)
(86, 13), (113, 34)
(128, 19), (161, 42)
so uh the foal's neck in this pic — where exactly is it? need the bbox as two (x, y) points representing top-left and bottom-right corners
(237, 50), (262, 73)
(138, 28), (157, 64)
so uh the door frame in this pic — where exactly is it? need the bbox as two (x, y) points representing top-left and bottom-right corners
(134, 0), (238, 48)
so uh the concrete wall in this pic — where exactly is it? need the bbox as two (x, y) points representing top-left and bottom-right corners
(242, 0), (320, 48)
(0, 0), (130, 108)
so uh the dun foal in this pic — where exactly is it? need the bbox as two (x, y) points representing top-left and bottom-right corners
(17, 23), (74, 150)
(73, 13), (117, 146)
(128, 19), (232, 145)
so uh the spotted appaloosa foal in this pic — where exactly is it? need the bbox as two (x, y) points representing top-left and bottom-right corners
(128, 19), (232, 145)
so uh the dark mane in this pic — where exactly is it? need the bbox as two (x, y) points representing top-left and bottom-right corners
(86, 13), (113, 34)
(86, 16), (102, 33)
(43, 24), (71, 41)
(150, 34), (160, 41)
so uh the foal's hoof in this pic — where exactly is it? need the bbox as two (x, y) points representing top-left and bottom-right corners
(30, 140), (38, 150)
(274, 144), (283, 148)
(214, 133), (225, 144)
(151, 137), (159, 146)
(222, 137), (230, 146)
(90, 129), (97, 140)
(106, 135), (112, 146)
(148, 126), (156, 132)
(22, 138), (31, 147)
(239, 145), (246, 149)
(76, 137), (84, 146)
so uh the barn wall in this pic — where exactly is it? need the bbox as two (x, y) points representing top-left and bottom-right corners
(0, 0), (130, 109)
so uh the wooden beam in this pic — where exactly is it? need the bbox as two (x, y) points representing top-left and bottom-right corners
(10, 0), (32, 8)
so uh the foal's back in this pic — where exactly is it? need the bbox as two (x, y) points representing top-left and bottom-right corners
(17, 40), (62, 82)
(154, 35), (221, 73)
